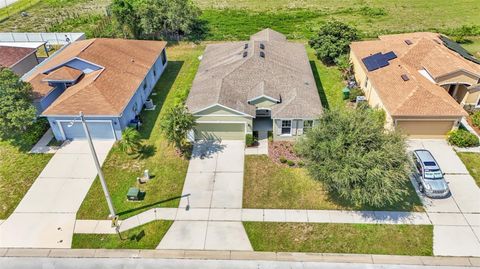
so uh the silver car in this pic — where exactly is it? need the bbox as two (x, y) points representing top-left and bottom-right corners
(411, 149), (450, 198)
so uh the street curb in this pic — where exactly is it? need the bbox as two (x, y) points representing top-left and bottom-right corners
(1, 248), (479, 266)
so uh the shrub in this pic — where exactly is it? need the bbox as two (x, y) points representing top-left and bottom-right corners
(297, 161), (305, 167)
(268, 131), (273, 142)
(309, 20), (359, 64)
(160, 105), (195, 153)
(296, 108), (410, 208)
(246, 134), (255, 147)
(448, 129), (479, 147)
(118, 127), (141, 154)
(279, 156), (287, 163)
(349, 87), (364, 102)
(472, 111), (480, 127)
(287, 160), (295, 166)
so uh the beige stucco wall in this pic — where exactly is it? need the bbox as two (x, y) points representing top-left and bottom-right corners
(11, 53), (39, 76)
(350, 51), (394, 129)
(394, 119), (458, 138)
(465, 89), (480, 106)
(437, 71), (479, 87)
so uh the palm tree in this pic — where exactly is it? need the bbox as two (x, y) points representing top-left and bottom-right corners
(118, 127), (141, 154)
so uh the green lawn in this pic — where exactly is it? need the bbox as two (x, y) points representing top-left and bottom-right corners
(72, 220), (172, 249)
(0, 141), (52, 219)
(0, 0), (40, 22)
(243, 155), (423, 212)
(457, 152), (480, 187)
(462, 36), (480, 58)
(76, 44), (204, 220)
(244, 222), (433, 256)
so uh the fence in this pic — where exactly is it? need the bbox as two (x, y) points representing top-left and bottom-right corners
(0, 32), (85, 45)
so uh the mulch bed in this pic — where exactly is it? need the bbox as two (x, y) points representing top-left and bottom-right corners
(467, 116), (480, 136)
(268, 141), (303, 167)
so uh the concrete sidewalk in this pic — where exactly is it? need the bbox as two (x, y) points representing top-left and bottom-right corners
(0, 140), (114, 248)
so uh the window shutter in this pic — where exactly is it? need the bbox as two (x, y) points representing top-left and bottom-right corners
(297, 120), (304, 135)
(292, 120), (297, 135)
(276, 120), (282, 135)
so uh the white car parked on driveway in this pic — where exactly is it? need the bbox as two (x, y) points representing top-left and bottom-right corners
(410, 149), (450, 198)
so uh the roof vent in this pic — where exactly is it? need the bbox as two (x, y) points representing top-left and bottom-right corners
(401, 74), (409, 81)
(243, 51), (248, 58)
(260, 43), (265, 50)
(404, 39), (413, 45)
(260, 51), (265, 58)
(244, 43), (248, 49)
(433, 39), (441, 45)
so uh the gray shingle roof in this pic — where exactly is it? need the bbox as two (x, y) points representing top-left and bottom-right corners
(186, 29), (323, 119)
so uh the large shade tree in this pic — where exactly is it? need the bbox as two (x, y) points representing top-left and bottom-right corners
(309, 20), (359, 65)
(0, 68), (37, 140)
(110, 0), (202, 40)
(296, 108), (411, 208)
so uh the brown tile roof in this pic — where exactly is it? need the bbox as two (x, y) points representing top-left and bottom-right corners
(0, 46), (36, 68)
(186, 29), (323, 119)
(350, 32), (477, 117)
(25, 38), (167, 116)
(43, 66), (83, 82)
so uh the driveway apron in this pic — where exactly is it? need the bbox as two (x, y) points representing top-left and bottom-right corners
(158, 140), (252, 251)
(408, 139), (480, 257)
(0, 140), (114, 248)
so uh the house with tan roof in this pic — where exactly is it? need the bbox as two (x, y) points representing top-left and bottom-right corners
(186, 29), (323, 141)
(24, 38), (167, 140)
(350, 32), (480, 138)
(0, 45), (39, 76)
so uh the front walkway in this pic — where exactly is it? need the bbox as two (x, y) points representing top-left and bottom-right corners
(157, 140), (253, 251)
(0, 140), (114, 248)
(408, 139), (480, 257)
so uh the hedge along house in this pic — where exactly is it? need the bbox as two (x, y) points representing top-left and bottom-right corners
(350, 32), (480, 138)
(186, 29), (323, 141)
(23, 38), (167, 140)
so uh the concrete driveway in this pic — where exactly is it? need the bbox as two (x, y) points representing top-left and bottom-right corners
(0, 140), (114, 248)
(407, 139), (480, 257)
(158, 140), (252, 251)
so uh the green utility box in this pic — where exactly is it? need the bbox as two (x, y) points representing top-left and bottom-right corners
(342, 87), (351, 100)
(127, 187), (140, 201)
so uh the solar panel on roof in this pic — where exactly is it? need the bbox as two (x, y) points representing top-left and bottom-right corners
(361, 51), (397, 72)
(440, 35), (480, 65)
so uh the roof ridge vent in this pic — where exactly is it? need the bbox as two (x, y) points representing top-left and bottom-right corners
(243, 51), (248, 58)
(401, 74), (409, 81)
(260, 43), (265, 50)
(260, 51), (265, 58)
(244, 43), (248, 49)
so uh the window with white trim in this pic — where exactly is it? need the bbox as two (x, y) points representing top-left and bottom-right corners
(303, 120), (313, 133)
(281, 120), (292, 135)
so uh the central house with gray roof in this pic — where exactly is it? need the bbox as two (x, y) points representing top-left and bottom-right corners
(186, 29), (323, 141)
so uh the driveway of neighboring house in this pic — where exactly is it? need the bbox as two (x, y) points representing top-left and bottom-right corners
(157, 140), (252, 251)
(408, 139), (480, 257)
(0, 140), (114, 248)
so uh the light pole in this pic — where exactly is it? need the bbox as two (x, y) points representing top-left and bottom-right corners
(78, 111), (117, 219)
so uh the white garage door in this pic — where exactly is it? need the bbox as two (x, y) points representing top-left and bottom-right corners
(60, 121), (116, 140)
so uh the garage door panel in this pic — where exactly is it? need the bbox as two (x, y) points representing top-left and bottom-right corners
(195, 123), (244, 140)
(60, 121), (115, 140)
(396, 121), (455, 138)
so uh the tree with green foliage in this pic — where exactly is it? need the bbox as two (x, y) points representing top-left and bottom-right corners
(0, 68), (37, 140)
(309, 20), (359, 65)
(118, 127), (142, 154)
(110, 0), (202, 40)
(161, 105), (195, 153)
(296, 108), (411, 208)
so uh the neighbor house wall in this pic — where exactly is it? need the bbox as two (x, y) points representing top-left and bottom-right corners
(119, 49), (167, 129)
(350, 51), (395, 129)
(11, 53), (39, 76)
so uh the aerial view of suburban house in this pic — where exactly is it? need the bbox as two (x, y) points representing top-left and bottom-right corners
(186, 29), (323, 141)
(23, 38), (168, 141)
(0, 45), (39, 76)
(350, 32), (480, 138)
